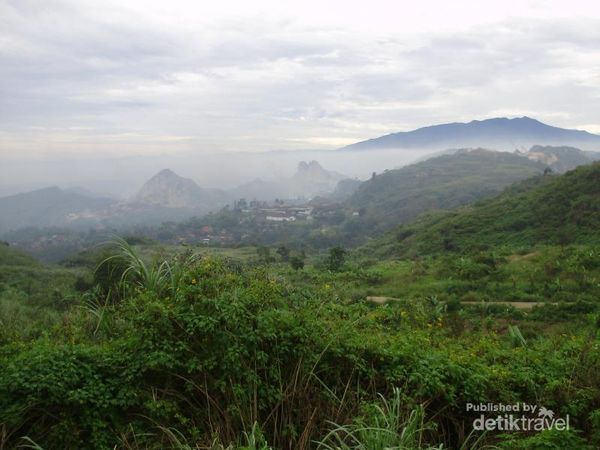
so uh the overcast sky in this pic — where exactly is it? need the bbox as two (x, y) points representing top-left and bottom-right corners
(1, 0), (600, 160)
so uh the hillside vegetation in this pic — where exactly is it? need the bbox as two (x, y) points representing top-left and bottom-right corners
(373, 162), (600, 257)
(0, 187), (113, 234)
(345, 149), (544, 235)
(0, 243), (82, 341)
(1, 240), (600, 449)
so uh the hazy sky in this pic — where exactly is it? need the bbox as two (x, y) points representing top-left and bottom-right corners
(1, 0), (600, 159)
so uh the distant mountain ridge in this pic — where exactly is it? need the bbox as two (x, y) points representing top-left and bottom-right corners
(341, 117), (600, 152)
(0, 187), (113, 233)
(0, 171), (228, 234)
(0, 162), (347, 234)
(232, 160), (346, 200)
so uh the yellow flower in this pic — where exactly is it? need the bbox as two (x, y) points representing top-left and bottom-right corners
(191, 278), (197, 285)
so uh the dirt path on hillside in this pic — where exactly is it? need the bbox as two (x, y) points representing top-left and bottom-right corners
(460, 301), (556, 309)
(366, 296), (556, 310)
(366, 296), (400, 304)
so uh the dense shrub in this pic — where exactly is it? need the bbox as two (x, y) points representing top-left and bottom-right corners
(2, 249), (600, 449)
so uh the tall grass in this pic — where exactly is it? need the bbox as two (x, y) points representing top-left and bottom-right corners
(96, 237), (200, 300)
(17, 436), (46, 449)
(507, 325), (527, 348)
(118, 422), (272, 450)
(316, 388), (495, 450)
(316, 388), (441, 450)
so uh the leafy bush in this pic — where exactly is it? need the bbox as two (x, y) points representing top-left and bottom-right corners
(2, 244), (600, 449)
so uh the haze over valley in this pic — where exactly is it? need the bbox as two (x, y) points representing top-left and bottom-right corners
(3, 116), (600, 198)
(2, 117), (600, 239)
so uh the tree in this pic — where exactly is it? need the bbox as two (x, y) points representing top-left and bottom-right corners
(276, 245), (290, 261)
(327, 246), (346, 271)
(234, 198), (248, 211)
(257, 247), (273, 263)
(289, 256), (304, 271)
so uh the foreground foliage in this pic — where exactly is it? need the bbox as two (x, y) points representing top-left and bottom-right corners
(1, 240), (600, 449)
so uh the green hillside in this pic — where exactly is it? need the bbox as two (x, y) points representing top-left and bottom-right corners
(0, 186), (113, 233)
(374, 161), (600, 256)
(0, 242), (82, 341)
(0, 241), (39, 267)
(346, 149), (544, 235)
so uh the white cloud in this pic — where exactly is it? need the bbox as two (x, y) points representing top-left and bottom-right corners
(1, 0), (600, 158)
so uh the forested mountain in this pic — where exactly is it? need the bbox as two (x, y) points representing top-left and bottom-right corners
(0, 187), (113, 233)
(0, 170), (229, 234)
(344, 149), (545, 235)
(341, 116), (600, 152)
(0, 162), (346, 235)
(372, 161), (600, 256)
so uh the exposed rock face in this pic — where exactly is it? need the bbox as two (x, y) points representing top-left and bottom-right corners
(520, 145), (600, 173)
(135, 169), (207, 208)
(231, 161), (347, 200)
(292, 161), (346, 194)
